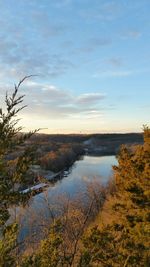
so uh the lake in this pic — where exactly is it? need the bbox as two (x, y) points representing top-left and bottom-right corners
(14, 155), (117, 244)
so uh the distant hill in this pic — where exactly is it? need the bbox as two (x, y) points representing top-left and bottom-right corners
(29, 132), (143, 155)
(83, 133), (143, 155)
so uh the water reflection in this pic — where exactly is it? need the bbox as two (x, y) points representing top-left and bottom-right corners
(16, 155), (117, 244)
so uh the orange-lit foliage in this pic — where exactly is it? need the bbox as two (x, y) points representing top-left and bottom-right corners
(80, 126), (150, 266)
(39, 144), (84, 172)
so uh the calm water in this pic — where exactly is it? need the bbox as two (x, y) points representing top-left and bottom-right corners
(16, 155), (117, 242)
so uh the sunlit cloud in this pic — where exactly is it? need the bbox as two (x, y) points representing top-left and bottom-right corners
(77, 93), (106, 105)
(0, 0), (149, 133)
(0, 80), (106, 120)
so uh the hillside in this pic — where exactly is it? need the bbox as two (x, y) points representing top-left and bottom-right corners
(15, 128), (149, 266)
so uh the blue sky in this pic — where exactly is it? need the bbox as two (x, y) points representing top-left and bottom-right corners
(0, 0), (149, 133)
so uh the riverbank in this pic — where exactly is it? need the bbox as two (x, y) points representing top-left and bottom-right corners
(19, 154), (116, 195)
(19, 131), (149, 266)
(16, 155), (116, 244)
(79, 134), (150, 266)
(17, 155), (117, 265)
(12, 132), (143, 193)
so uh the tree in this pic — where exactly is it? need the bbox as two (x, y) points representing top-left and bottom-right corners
(80, 126), (150, 266)
(20, 185), (102, 267)
(0, 76), (38, 266)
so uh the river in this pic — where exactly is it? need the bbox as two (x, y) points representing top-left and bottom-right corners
(14, 155), (117, 245)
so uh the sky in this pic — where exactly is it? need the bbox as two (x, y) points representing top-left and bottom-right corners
(0, 0), (150, 133)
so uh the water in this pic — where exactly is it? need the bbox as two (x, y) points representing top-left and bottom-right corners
(15, 155), (117, 243)
(46, 155), (117, 196)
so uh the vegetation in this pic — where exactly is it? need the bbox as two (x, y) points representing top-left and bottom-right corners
(28, 132), (143, 156)
(18, 127), (150, 267)
(39, 143), (84, 172)
(0, 78), (149, 266)
(80, 126), (150, 266)
(0, 77), (38, 266)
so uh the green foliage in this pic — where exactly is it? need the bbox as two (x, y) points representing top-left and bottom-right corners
(38, 220), (63, 267)
(0, 77), (38, 266)
(21, 220), (63, 267)
(80, 126), (150, 266)
(0, 223), (18, 267)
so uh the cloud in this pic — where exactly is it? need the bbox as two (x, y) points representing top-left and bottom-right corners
(80, 37), (112, 53)
(79, 2), (121, 21)
(0, 2), (73, 81)
(53, 0), (72, 8)
(0, 52), (74, 82)
(77, 93), (105, 105)
(0, 17), (73, 77)
(31, 10), (67, 38)
(93, 68), (150, 78)
(121, 30), (142, 40)
(93, 70), (132, 78)
(0, 80), (106, 120)
(107, 57), (123, 67)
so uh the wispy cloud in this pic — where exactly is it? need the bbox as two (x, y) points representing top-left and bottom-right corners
(93, 68), (150, 78)
(76, 93), (105, 105)
(53, 0), (72, 8)
(79, 37), (112, 53)
(0, 2), (73, 80)
(0, 52), (74, 81)
(79, 2), (121, 21)
(31, 10), (67, 38)
(121, 30), (142, 40)
(0, 81), (106, 120)
(93, 70), (132, 78)
(0, 0), (149, 133)
(106, 57), (123, 68)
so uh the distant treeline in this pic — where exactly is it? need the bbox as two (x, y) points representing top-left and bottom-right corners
(29, 132), (143, 144)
